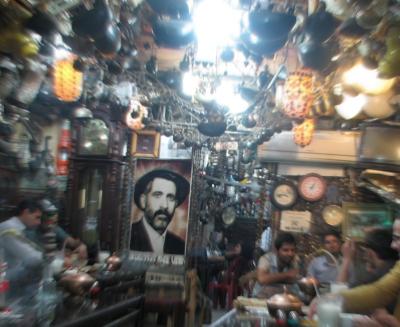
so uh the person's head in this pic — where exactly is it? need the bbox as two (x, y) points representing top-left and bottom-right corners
(321, 230), (341, 255)
(38, 198), (59, 227)
(134, 169), (190, 235)
(274, 232), (296, 265)
(391, 218), (400, 255)
(362, 228), (398, 267)
(16, 198), (43, 228)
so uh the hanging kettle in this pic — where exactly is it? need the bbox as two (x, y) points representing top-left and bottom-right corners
(241, 32), (288, 57)
(248, 8), (296, 41)
(72, 0), (113, 39)
(304, 3), (339, 42)
(337, 18), (368, 38)
(94, 24), (121, 57)
(298, 39), (338, 72)
(198, 105), (226, 137)
(152, 18), (195, 49)
(146, 0), (190, 19)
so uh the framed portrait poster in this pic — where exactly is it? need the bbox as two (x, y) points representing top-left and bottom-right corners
(132, 130), (160, 158)
(342, 202), (392, 240)
(129, 159), (192, 264)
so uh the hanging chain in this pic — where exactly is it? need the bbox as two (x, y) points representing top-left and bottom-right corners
(119, 131), (135, 254)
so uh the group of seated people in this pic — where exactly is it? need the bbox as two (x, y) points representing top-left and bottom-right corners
(247, 219), (400, 326)
(0, 198), (88, 301)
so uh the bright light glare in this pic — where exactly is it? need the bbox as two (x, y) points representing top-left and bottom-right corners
(335, 93), (367, 120)
(193, 0), (242, 61)
(215, 80), (248, 114)
(84, 141), (93, 149)
(342, 62), (395, 95)
(99, 134), (108, 141)
(182, 72), (199, 96)
(54, 48), (71, 60)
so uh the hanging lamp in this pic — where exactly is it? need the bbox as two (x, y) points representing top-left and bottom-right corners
(53, 55), (83, 102)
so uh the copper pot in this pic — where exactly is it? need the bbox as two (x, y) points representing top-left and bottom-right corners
(59, 272), (95, 296)
(266, 288), (303, 317)
(106, 253), (122, 271)
(297, 277), (319, 297)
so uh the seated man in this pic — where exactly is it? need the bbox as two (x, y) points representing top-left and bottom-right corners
(253, 232), (300, 298)
(309, 217), (400, 326)
(337, 228), (398, 288)
(25, 198), (87, 265)
(0, 199), (44, 300)
(307, 231), (342, 285)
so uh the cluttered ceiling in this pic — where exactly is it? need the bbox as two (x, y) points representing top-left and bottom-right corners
(0, 0), (400, 151)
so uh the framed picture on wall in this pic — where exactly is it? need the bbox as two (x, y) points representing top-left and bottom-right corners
(342, 203), (392, 240)
(132, 130), (160, 158)
(129, 159), (192, 260)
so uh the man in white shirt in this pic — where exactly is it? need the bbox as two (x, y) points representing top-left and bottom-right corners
(0, 198), (44, 300)
(130, 169), (190, 255)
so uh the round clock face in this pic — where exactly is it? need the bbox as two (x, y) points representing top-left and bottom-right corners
(222, 206), (236, 226)
(322, 205), (344, 226)
(271, 182), (298, 209)
(298, 173), (327, 202)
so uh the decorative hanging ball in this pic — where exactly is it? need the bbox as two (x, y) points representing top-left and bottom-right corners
(282, 69), (314, 119)
(124, 99), (148, 131)
(293, 118), (315, 147)
(53, 55), (83, 102)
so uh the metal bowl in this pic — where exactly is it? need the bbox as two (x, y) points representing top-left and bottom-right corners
(297, 277), (319, 297)
(266, 289), (303, 317)
(59, 272), (95, 296)
(106, 253), (122, 271)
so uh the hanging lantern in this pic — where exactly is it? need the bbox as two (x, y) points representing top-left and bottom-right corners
(282, 70), (314, 119)
(53, 55), (83, 102)
(293, 118), (315, 147)
(124, 99), (148, 131)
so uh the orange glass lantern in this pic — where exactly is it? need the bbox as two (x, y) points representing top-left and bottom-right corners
(293, 118), (315, 147)
(282, 70), (314, 119)
(53, 56), (83, 102)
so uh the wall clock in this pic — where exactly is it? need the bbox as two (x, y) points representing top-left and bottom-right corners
(222, 206), (236, 226)
(298, 173), (327, 202)
(271, 181), (298, 209)
(322, 205), (344, 226)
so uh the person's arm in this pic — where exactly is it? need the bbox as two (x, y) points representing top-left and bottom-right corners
(337, 239), (356, 283)
(1, 231), (43, 284)
(341, 261), (400, 317)
(257, 267), (298, 284)
(57, 226), (88, 261)
(256, 255), (298, 285)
